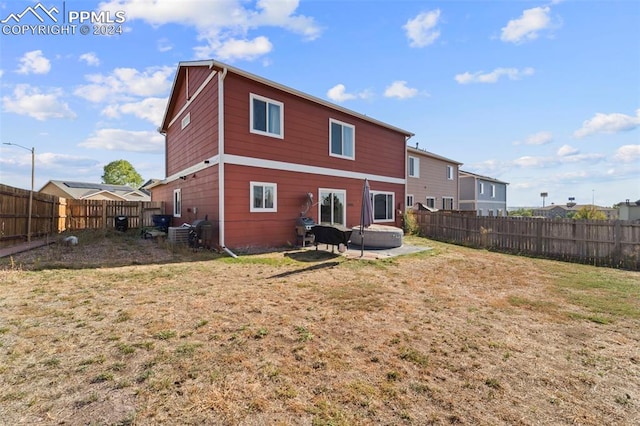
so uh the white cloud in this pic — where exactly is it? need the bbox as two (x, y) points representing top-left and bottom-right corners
(455, 67), (534, 84)
(404, 10), (441, 47)
(513, 155), (552, 168)
(500, 6), (552, 43)
(79, 52), (100, 66)
(78, 129), (164, 153)
(157, 38), (173, 52)
(326, 84), (370, 103)
(196, 36), (273, 61)
(573, 109), (640, 138)
(0, 70), (4, 79)
(98, 0), (321, 61)
(513, 131), (553, 146)
(16, 50), (51, 74)
(384, 81), (418, 99)
(74, 66), (174, 103)
(101, 97), (167, 125)
(557, 144), (578, 156)
(613, 145), (640, 163)
(2, 84), (76, 121)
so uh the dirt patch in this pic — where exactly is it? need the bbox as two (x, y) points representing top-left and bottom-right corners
(0, 234), (638, 425)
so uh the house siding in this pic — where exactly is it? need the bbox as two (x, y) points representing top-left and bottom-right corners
(459, 173), (508, 216)
(224, 74), (406, 180)
(165, 67), (219, 177)
(154, 61), (411, 250)
(223, 164), (403, 249)
(406, 148), (460, 210)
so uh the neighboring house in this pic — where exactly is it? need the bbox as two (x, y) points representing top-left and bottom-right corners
(406, 145), (462, 211)
(459, 171), (509, 216)
(617, 200), (640, 221)
(40, 180), (150, 201)
(148, 60), (413, 250)
(533, 204), (618, 220)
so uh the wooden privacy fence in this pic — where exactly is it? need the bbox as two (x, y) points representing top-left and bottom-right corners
(64, 199), (163, 231)
(0, 184), (59, 246)
(0, 183), (164, 248)
(411, 210), (640, 270)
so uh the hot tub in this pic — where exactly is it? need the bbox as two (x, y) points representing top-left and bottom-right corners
(350, 224), (403, 249)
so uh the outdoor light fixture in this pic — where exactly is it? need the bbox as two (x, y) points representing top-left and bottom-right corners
(3, 143), (35, 243)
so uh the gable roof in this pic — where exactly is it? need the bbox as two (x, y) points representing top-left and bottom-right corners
(40, 180), (150, 201)
(160, 59), (414, 138)
(407, 146), (463, 165)
(459, 170), (509, 185)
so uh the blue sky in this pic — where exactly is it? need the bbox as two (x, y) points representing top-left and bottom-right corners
(1, 0), (638, 208)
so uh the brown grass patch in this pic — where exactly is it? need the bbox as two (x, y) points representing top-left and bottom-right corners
(0, 234), (638, 425)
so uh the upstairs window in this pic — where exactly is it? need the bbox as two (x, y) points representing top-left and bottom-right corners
(250, 182), (277, 212)
(408, 156), (419, 177)
(491, 184), (496, 198)
(329, 119), (355, 160)
(250, 94), (283, 138)
(446, 165), (454, 180)
(479, 182), (485, 195)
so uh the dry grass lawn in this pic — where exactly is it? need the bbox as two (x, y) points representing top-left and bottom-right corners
(0, 230), (638, 425)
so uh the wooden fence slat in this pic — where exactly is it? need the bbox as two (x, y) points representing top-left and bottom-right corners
(1, 183), (164, 248)
(410, 210), (640, 270)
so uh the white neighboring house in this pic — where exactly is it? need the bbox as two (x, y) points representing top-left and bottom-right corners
(39, 180), (151, 201)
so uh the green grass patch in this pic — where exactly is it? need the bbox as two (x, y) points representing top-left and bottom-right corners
(553, 268), (640, 320)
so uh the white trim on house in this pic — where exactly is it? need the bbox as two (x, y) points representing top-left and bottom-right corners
(224, 154), (405, 185)
(166, 69), (217, 130)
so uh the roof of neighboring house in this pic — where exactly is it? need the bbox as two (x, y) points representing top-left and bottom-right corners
(535, 204), (616, 212)
(40, 180), (151, 201)
(406, 146), (463, 165)
(459, 170), (509, 185)
(160, 60), (414, 138)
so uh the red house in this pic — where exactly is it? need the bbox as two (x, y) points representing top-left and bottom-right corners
(150, 60), (413, 251)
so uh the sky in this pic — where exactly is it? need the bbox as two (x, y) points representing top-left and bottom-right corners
(0, 0), (638, 208)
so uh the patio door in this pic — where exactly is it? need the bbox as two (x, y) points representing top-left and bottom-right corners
(319, 189), (346, 226)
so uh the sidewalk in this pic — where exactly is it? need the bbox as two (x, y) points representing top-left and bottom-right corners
(0, 239), (51, 258)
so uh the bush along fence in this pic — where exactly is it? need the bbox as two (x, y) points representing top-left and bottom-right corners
(0, 183), (164, 248)
(410, 210), (640, 270)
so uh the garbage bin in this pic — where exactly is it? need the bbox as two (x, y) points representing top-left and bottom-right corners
(152, 214), (172, 233)
(115, 216), (128, 232)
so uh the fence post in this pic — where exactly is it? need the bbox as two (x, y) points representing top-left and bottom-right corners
(102, 200), (107, 229)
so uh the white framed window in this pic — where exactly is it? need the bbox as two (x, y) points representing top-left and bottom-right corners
(408, 156), (419, 178)
(250, 94), (283, 138)
(491, 184), (496, 198)
(406, 194), (414, 208)
(319, 189), (346, 225)
(478, 209), (483, 216)
(173, 189), (182, 217)
(181, 112), (191, 130)
(446, 165), (454, 180)
(250, 182), (277, 212)
(479, 182), (485, 195)
(442, 197), (454, 210)
(329, 119), (355, 160)
(426, 197), (435, 209)
(371, 191), (394, 221)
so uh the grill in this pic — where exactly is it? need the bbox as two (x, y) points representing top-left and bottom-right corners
(295, 216), (316, 247)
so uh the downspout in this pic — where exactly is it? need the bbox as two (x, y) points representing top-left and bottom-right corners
(217, 66), (237, 258)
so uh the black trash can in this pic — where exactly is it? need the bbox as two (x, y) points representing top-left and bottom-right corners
(115, 216), (128, 232)
(152, 214), (172, 233)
